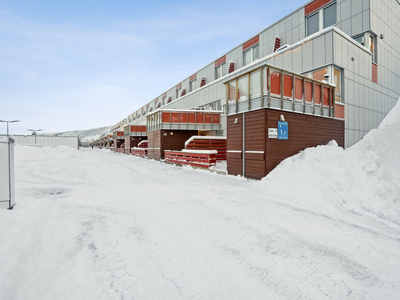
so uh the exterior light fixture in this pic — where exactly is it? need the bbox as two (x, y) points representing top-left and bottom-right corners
(0, 120), (20, 137)
(28, 129), (43, 144)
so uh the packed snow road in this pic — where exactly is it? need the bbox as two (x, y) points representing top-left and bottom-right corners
(2, 99), (400, 300)
(0, 144), (399, 300)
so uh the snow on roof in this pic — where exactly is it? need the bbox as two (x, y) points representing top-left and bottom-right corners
(181, 149), (218, 154)
(184, 135), (227, 147)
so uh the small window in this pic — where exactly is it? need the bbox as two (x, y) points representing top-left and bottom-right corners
(162, 96), (166, 105)
(369, 35), (376, 63)
(323, 3), (337, 28)
(243, 44), (259, 67)
(353, 33), (377, 62)
(176, 88), (181, 99)
(334, 68), (341, 103)
(312, 68), (328, 81)
(307, 12), (319, 36)
(189, 79), (196, 92)
(353, 35), (364, 45)
(215, 63), (225, 79)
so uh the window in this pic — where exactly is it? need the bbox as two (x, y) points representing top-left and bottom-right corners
(312, 68), (328, 81)
(162, 96), (166, 105)
(243, 44), (259, 67)
(369, 35), (376, 63)
(307, 12), (319, 36)
(306, 2), (336, 36)
(323, 3), (337, 28)
(353, 33), (377, 62)
(333, 68), (341, 103)
(305, 66), (341, 103)
(353, 35), (364, 45)
(176, 88), (181, 99)
(189, 79), (196, 92)
(215, 63), (226, 79)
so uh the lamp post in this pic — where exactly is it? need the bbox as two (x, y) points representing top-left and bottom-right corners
(28, 129), (43, 144)
(0, 120), (19, 210)
(0, 120), (20, 137)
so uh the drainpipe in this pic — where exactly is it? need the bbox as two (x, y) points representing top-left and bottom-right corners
(242, 113), (245, 177)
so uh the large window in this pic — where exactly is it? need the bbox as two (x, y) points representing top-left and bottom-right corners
(215, 63), (226, 79)
(243, 44), (259, 66)
(306, 2), (337, 36)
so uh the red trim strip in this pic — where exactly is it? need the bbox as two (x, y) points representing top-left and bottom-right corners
(243, 36), (259, 51)
(305, 0), (333, 16)
(189, 74), (197, 81)
(215, 55), (226, 67)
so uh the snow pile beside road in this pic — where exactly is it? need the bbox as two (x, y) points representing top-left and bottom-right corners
(14, 146), (47, 161)
(264, 98), (400, 224)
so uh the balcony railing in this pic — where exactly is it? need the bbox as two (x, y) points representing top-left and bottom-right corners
(224, 63), (336, 117)
(146, 109), (222, 132)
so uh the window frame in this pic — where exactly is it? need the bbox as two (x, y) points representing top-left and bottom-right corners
(352, 32), (377, 63)
(243, 43), (260, 67)
(303, 65), (342, 103)
(189, 78), (197, 92)
(306, 1), (337, 37)
(215, 63), (226, 80)
(176, 88), (181, 99)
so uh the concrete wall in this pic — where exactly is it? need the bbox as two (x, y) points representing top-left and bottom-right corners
(4, 135), (79, 148)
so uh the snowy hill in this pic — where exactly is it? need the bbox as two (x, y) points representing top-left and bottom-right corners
(44, 126), (111, 142)
(0, 98), (399, 299)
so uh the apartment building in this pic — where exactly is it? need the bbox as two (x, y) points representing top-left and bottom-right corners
(120, 0), (400, 148)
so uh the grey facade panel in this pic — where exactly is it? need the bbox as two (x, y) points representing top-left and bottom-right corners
(351, 0), (363, 16)
(302, 40), (313, 71)
(313, 36), (326, 67)
(351, 12), (363, 36)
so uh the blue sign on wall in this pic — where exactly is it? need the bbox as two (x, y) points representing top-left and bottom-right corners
(278, 121), (288, 140)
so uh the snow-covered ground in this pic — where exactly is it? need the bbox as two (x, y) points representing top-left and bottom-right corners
(1, 100), (400, 299)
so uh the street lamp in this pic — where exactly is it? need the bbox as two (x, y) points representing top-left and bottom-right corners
(28, 129), (43, 144)
(0, 120), (19, 210)
(0, 120), (20, 137)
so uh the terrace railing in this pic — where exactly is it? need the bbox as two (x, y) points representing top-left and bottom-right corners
(146, 109), (222, 132)
(225, 63), (336, 117)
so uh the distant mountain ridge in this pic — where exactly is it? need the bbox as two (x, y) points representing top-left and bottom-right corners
(44, 126), (111, 142)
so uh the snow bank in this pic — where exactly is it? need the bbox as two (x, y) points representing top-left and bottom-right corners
(263, 97), (400, 224)
(14, 146), (47, 161)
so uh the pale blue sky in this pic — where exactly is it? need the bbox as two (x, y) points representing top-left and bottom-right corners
(1, 0), (304, 134)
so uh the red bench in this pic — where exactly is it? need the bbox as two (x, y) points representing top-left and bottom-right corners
(131, 140), (148, 158)
(184, 136), (227, 161)
(164, 150), (217, 169)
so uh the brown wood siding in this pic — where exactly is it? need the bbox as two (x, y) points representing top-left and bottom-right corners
(244, 110), (266, 180)
(160, 130), (198, 160)
(147, 131), (159, 160)
(227, 114), (243, 176)
(226, 108), (344, 180)
(266, 109), (344, 174)
(126, 136), (145, 149)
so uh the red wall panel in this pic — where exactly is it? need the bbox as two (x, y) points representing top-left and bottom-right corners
(305, 0), (332, 15)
